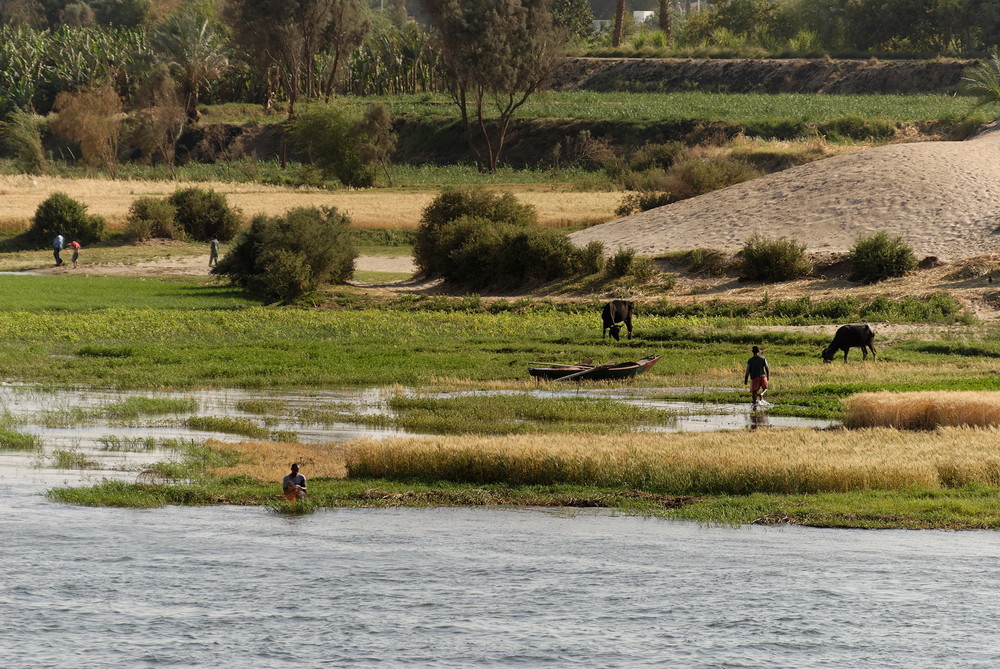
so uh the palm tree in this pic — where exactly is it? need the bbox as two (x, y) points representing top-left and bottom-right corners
(612, 0), (626, 47)
(152, 11), (230, 122)
(963, 53), (1000, 108)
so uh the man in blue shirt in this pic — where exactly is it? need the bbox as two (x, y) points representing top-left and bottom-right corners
(282, 463), (307, 502)
(53, 233), (65, 267)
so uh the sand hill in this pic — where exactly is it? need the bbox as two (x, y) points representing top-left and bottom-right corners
(570, 127), (1000, 261)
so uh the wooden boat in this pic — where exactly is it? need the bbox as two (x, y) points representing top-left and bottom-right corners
(528, 355), (661, 381)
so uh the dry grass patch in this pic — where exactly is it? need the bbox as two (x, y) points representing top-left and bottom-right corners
(344, 427), (1000, 494)
(844, 391), (1000, 429)
(0, 176), (618, 229)
(209, 440), (347, 481)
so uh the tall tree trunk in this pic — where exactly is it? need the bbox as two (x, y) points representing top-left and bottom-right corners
(613, 0), (626, 47)
(658, 0), (671, 36)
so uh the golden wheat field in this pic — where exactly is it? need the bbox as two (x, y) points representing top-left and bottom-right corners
(341, 427), (1000, 494)
(843, 391), (1000, 429)
(0, 175), (617, 230)
(210, 440), (348, 480)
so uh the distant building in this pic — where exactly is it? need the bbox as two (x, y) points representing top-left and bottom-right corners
(594, 10), (656, 32)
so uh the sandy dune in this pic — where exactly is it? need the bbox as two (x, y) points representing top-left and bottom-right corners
(570, 127), (1000, 261)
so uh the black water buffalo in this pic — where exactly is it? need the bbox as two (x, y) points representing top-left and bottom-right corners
(822, 324), (876, 363)
(602, 300), (634, 341)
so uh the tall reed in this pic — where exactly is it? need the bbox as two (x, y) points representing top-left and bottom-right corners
(344, 427), (1000, 494)
(843, 391), (1000, 429)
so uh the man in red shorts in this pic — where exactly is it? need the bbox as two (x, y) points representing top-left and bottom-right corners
(744, 345), (770, 407)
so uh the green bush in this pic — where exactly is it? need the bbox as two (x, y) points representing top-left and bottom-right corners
(123, 197), (181, 243)
(289, 103), (394, 188)
(415, 188), (537, 276)
(739, 234), (813, 281)
(607, 246), (637, 278)
(577, 240), (606, 274)
(848, 232), (917, 283)
(167, 187), (243, 242)
(615, 191), (673, 216)
(432, 217), (580, 290)
(652, 155), (764, 203)
(816, 116), (897, 142)
(30, 192), (105, 246)
(213, 206), (357, 302)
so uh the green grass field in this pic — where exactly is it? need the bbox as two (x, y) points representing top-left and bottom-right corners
(217, 92), (986, 125)
(9, 272), (1000, 528)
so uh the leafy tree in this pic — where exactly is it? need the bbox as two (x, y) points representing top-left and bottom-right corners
(60, 2), (95, 26)
(91, 0), (149, 27)
(1, 0), (47, 28)
(212, 206), (357, 301)
(49, 84), (124, 176)
(422, 0), (567, 172)
(127, 64), (186, 166)
(152, 9), (229, 121)
(551, 0), (593, 39)
(289, 102), (394, 187)
(225, 0), (369, 117)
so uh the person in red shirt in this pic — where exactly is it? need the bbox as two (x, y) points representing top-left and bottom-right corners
(68, 240), (81, 268)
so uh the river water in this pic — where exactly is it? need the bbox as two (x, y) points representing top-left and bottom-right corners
(3, 484), (1000, 668)
(3, 384), (994, 667)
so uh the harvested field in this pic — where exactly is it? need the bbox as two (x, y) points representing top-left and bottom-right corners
(0, 175), (617, 230)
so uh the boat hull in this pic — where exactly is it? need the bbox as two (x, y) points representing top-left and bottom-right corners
(528, 355), (661, 381)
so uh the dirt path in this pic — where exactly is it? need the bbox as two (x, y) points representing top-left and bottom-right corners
(34, 254), (417, 278)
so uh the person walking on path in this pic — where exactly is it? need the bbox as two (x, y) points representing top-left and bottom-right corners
(282, 463), (307, 502)
(53, 233), (65, 267)
(69, 240), (81, 268)
(744, 345), (770, 407)
(209, 238), (219, 267)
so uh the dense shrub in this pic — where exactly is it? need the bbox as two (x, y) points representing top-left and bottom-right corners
(212, 206), (356, 302)
(432, 217), (581, 290)
(577, 240), (606, 274)
(816, 116), (896, 142)
(656, 155), (764, 202)
(415, 188), (537, 276)
(848, 232), (917, 283)
(123, 197), (181, 243)
(739, 234), (813, 281)
(0, 111), (46, 175)
(30, 192), (105, 246)
(615, 191), (673, 216)
(167, 187), (242, 242)
(607, 246), (637, 278)
(289, 103), (395, 188)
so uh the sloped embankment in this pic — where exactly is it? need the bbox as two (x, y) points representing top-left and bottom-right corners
(568, 127), (1000, 261)
(554, 57), (975, 94)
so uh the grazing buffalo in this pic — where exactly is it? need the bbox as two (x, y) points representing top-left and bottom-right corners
(602, 300), (634, 341)
(822, 324), (876, 363)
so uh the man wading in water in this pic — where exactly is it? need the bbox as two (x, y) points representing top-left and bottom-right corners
(744, 345), (770, 408)
(282, 463), (307, 502)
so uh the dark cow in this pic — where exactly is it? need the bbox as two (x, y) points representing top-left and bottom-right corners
(822, 324), (876, 363)
(602, 300), (634, 341)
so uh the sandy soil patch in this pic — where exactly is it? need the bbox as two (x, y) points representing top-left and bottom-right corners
(570, 127), (1000, 261)
(33, 253), (417, 278)
(0, 176), (617, 229)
